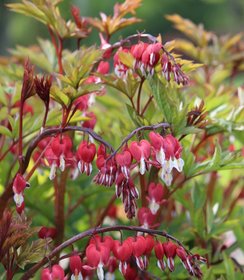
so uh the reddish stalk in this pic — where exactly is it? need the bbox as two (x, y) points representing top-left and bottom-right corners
(18, 101), (24, 172)
(57, 35), (64, 74)
(139, 174), (147, 207)
(136, 77), (145, 114)
(54, 169), (69, 246)
(0, 141), (18, 162)
(140, 95), (154, 117)
(95, 194), (117, 227)
(47, 26), (63, 74)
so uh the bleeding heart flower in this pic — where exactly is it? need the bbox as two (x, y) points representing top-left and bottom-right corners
(115, 173), (138, 219)
(38, 227), (57, 239)
(82, 111), (97, 129)
(89, 235), (114, 251)
(97, 61), (110, 75)
(12, 173), (29, 213)
(131, 42), (149, 72)
(127, 236), (147, 270)
(113, 240), (133, 275)
(149, 132), (184, 186)
(41, 264), (65, 280)
(115, 150), (132, 178)
(70, 254), (83, 280)
(163, 241), (177, 271)
(137, 207), (156, 229)
(74, 95), (89, 111)
(93, 153), (117, 187)
(86, 243), (110, 280)
(176, 247), (194, 274)
(77, 141), (96, 176)
(147, 182), (166, 214)
(129, 140), (151, 175)
(154, 241), (166, 271)
(12, 173), (29, 194)
(113, 240), (133, 262)
(144, 235), (155, 255)
(122, 263), (138, 280)
(45, 135), (73, 180)
(141, 43), (162, 75)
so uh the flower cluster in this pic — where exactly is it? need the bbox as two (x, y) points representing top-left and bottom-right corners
(31, 131), (183, 218)
(114, 42), (189, 85)
(33, 135), (97, 181)
(93, 133), (183, 218)
(40, 234), (206, 280)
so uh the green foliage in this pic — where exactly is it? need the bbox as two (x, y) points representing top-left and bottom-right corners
(0, 0), (243, 279)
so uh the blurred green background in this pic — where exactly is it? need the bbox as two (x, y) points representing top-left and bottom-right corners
(0, 0), (244, 55)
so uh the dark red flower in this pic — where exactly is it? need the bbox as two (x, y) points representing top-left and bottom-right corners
(38, 227), (57, 239)
(115, 150), (132, 178)
(137, 207), (156, 229)
(70, 254), (82, 278)
(82, 111), (97, 129)
(147, 182), (166, 214)
(163, 241), (177, 271)
(86, 243), (110, 280)
(129, 140), (151, 175)
(45, 135), (73, 179)
(41, 264), (65, 280)
(154, 241), (166, 271)
(77, 141), (96, 175)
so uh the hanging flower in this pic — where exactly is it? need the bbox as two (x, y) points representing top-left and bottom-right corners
(86, 243), (110, 280)
(129, 140), (151, 175)
(44, 135), (73, 180)
(70, 254), (83, 280)
(41, 264), (65, 280)
(113, 240), (133, 275)
(147, 182), (166, 214)
(76, 141), (96, 176)
(12, 173), (30, 214)
(115, 149), (132, 179)
(163, 241), (177, 271)
(137, 207), (156, 229)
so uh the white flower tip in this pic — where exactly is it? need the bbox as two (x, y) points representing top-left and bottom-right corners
(88, 134), (94, 143)
(71, 168), (79, 180)
(13, 193), (24, 206)
(88, 93), (96, 107)
(149, 200), (160, 214)
(59, 155), (65, 172)
(173, 158), (184, 172)
(97, 263), (104, 280)
(156, 148), (165, 166)
(49, 163), (57, 180)
(139, 157), (146, 175)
